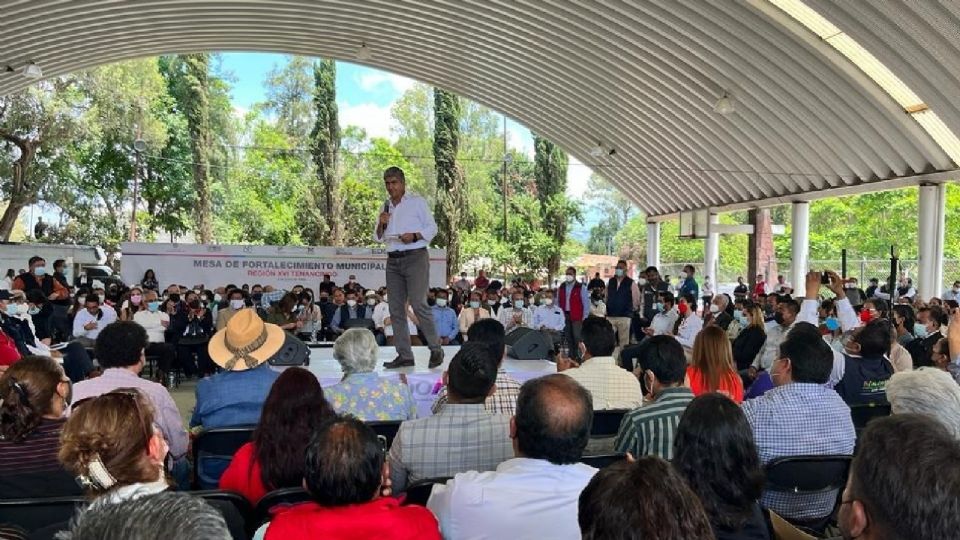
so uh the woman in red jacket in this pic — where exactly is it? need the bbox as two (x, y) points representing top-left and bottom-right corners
(219, 367), (336, 504)
(686, 326), (744, 404)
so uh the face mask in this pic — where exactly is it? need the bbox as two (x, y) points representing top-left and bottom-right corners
(615, 269), (625, 277)
(774, 312), (786, 325)
(229, 299), (245, 310)
(213, 294), (222, 303)
(34, 266), (46, 276)
(859, 310), (874, 324)
(914, 322), (929, 339)
(487, 298), (497, 306)
(708, 304), (720, 314)
(27, 306), (40, 316)
(147, 301), (161, 312)
(469, 300), (480, 309)
(193, 289), (201, 295)
(97, 295), (105, 304)
(564, 275), (575, 283)
(637, 278), (647, 286)
(513, 300), (524, 309)
(366, 298), (377, 306)
(382, 295), (388, 303)
(733, 310), (746, 325)
(436, 298), (448, 307)
(544, 298), (554, 306)
(4, 304), (17, 317)
(427, 298), (436, 307)
(679, 271), (688, 279)
(319, 296), (329, 304)
(130, 295), (142, 306)
(252, 293), (263, 301)
(346, 299), (357, 307)
(824, 317), (840, 331)
(655, 302), (664, 312)
(678, 303), (689, 316)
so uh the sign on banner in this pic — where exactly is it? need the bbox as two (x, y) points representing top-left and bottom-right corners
(120, 243), (447, 290)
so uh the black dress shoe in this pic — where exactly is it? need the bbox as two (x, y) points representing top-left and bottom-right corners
(428, 348), (444, 369)
(383, 356), (415, 369)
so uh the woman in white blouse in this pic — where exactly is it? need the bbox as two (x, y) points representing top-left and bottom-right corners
(458, 291), (490, 341)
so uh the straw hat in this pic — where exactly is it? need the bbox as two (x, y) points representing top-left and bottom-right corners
(208, 309), (285, 371)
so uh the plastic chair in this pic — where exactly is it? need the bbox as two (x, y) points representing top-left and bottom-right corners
(401, 477), (452, 506)
(764, 454), (853, 534)
(253, 487), (312, 529)
(193, 490), (253, 540)
(0, 495), (88, 533)
(367, 420), (402, 448)
(192, 426), (256, 489)
(849, 402), (891, 434)
(591, 410), (628, 438)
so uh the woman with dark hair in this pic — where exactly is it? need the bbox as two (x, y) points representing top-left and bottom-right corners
(219, 367), (336, 504)
(891, 304), (917, 348)
(0, 356), (79, 498)
(265, 292), (302, 334)
(674, 394), (770, 540)
(140, 270), (159, 292)
(579, 456), (714, 540)
(118, 286), (144, 322)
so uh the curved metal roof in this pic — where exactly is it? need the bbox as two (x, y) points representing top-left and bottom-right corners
(1, 0), (957, 217)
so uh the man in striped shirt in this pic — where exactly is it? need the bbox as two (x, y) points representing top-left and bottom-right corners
(614, 336), (693, 460)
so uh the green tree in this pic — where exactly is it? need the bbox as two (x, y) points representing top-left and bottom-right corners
(264, 56), (315, 141)
(307, 58), (341, 245)
(533, 134), (577, 279)
(433, 88), (464, 279)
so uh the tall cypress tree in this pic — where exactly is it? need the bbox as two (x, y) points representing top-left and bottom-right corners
(308, 58), (341, 246)
(178, 54), (213, 243)
(433, 88), (464, 278)
(533, 135), (569, 280)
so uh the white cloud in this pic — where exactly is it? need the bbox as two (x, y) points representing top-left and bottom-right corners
(339, 102), (396, 141)
(507, 124), (534, 158)
(567, 156), (593, 198)
(232, 105), (249, 118)
(357, 71), (416, 94)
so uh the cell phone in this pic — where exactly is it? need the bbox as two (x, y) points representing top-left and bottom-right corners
(820, 272), (831, 285)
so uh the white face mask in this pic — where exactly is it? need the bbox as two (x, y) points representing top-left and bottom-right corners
(709, 304), (720, 314)
(436, 298), (448, 307)
(229, 299), (245, 310)
(543, 298), (554, 306)
(346, 299), (357, 307)
(382, 295), (388, 303)
(564, 275), (575, 283)
(366, 298), (377, 306)
(680, 271), (689, 279)
(487, 298), (497, 306)
(637, 278), (647, 286)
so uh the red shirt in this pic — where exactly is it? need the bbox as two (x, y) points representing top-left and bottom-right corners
(686, 366), (744, 404)
(265, 498), (441, 540)
(219, 442), (268, 505)
(474, 275), (489, 290)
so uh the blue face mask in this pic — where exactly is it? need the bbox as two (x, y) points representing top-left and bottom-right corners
(513, 300), (524, 309)
(655, 302), (665, 312)
(147, 301), (161, 312)
(824, 317), (840, 332)
(5, 304), (17, 317)
(34, 266), (46, 276)
(733, 309), (746, 324)
(914, 322), (930, 339)
(615, 268), (625, 277)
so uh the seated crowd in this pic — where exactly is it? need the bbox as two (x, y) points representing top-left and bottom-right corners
(0, 258), (959, 539)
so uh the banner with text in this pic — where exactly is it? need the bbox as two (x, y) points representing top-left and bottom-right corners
(120, 243), (447, 290)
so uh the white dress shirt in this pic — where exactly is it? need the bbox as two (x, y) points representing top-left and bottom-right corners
(72, 304), (118, 340)
(675, 313), (704, 349)
(532, 305), (565, 331)
(372, 193), (438, 252)
(427, 457), (598, 540)
(498, 305), (532, 333)
(133, 310), (169, 343)
(372, 301), (391, 330)
(384, 305), (418, 337)
(650, 307), (679, 336)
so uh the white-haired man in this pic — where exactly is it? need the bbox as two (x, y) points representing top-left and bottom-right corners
(886, 367), (960, 441)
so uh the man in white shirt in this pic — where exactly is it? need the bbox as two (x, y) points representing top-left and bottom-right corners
(644, 291), (679, 337)
(132, 290), (177, 385)
(498, 291), (532, 334)
(532, 290), (564, 352)
(749, 297), (800, 381)
(428, 374), (598, 540)
(72, 293), (118, 347)
(942, 281), (960, 302)
(557, 317), (642, 410)
(375, 167), (444, 370)
(372, 289), (391, 346)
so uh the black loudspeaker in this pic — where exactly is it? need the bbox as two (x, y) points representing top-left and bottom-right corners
(505, 328), (553, 360)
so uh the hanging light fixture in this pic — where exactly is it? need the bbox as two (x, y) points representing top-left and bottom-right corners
(714, 91), (735, 115)
(21, 62), (42, 79)
(355, 42), (372, 61)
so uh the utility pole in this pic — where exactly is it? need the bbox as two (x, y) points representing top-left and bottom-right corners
(131, 132), (145, 242)
(502, 115), (509, 241)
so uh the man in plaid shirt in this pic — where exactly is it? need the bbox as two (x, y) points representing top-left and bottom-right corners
(742, 322), (855, 522)
(432, 319), (521, 415)
(389, 341), (513, 492)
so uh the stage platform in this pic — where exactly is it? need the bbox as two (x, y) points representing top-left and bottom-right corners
(302, 346), (555, 418)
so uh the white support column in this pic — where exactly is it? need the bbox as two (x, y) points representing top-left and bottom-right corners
(704, 213), (720, 285)
(918, 183), (946, 301)
(646, 221), (660, 270)
(790, 202), (810, 294)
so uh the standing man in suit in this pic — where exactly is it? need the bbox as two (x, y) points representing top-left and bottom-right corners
(375, 167), (444, 369)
